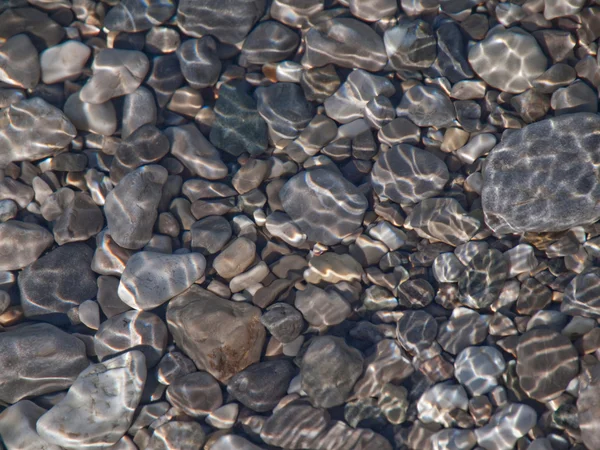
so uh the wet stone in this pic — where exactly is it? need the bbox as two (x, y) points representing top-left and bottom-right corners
(0, 97), (76, 167)
(295, 283), (352, 327)
(468, 28), (547, 94)
(482, 113), (600, 233)
(147, 421), (206, 450)
(396, 278), (434, 309)
(563, 268), (600, 318)
(458, 248), (508, 309)
(227, 360), (296, 412)
(104, 0), (176, 32)
(303, 18), (388, 72)
(0, 323), (88, 404)
(396, 85), (456, 129)
(63, 94), (117, 136)
(40, 40), (90, 84)
(0, 34), (40, 89)
(372, 144), (449, 205)
(454, 346), (506, 396)
(94, 310), (168, 368)
(437, 309), (489, 355)
(0, 7), (64, 48)
(240, 21), (299, 66)
(516, 278), (552, 315)
(213, 237), (256, 279)
(280, 168), (368, 245)
(551, 81), (598, 116)
(397, 310), (438, 354)
(474, 404), (537, 450)
(80, 49), (150, 104)
(256, 83), (314, 141)
(300, 64), (340, 104)
(165, 371), (222, 417)
(0, 400), (63, 450)
(176, 0), (265, 45)
(37, 351), (146, 450)
(53, 192), (104, 245)
(209, 81), (268, 157)
(301, 336), (364, 408)
(176, 37), (221, 90)
(516, 328), (579, 402)
(384, 19), (436, 70)
(191, 216), (232, 255)
(417, 382), (469, 427)
(19, 243), (97, 322)
(118, 251), (206, 310)
(260, 302), (305, 344)
(104, 165), (168, 250)
(0, 220), (53, 270)
(166, 286), (265, 382)
(429, 22), (473, 84)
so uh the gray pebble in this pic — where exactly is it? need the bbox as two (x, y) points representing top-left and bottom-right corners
(260, 302), (305, 344)
(176, 37), (221, 90)
(104, 0), (176, 32)
(0, 220), (53, 270)
(213, 237), (256, 279)
(165, 371), (222, 417)
(396, 85), (456, 128)
(191, 216), (232, 255)
(240, 21), (299, 66)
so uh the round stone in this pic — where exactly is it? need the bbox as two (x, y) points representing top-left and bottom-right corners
(165, 371), (222, 417)
(371, 144), (449, 205)
(454, 346), (506, 395)
(468, 28), (547, 94)
(562, 268), (600, 318)
(280, 168), (368, 245)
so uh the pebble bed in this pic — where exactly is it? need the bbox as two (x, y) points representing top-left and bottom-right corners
(1, 0), (600, 450)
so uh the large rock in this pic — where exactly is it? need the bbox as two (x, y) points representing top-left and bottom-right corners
(0, 220), (53, 270)
(37, 351), (147, 450)
(0, 97), (76, 167)
(166, 286), (266, 382)
(482, 113), (600, 234)
(280, 168), (368, 245)
(118, 251), (206, 310)
(19, 243), (97, 322)
(104, 165), (168, 249)
(0, 323), (88, 404)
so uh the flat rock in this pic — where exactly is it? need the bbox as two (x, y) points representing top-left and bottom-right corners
(301, 336), (364, 408)
(458, 248), (508, 309)
(105, 165), (168, 250)
(176, 37), (221, 90)
(0, 323), (88, 403)
(437, 308), (489, 355)
(405, 198), (480, 246)
(122, 87), (157, 139)
(0, 220), (53, 270)
(191, 216), (232, 255)
(468, 28), (547, 94)
(212, 237), (255, 279)
(37, 351), (146, 450)
(384, 19), (437, 70)
(118, 251), (206, 310)
(563, 268), (600, 318)
(147, 422), (206, 450)
(53, 192), (104, 245)
(240, 21), (299, 66)
(0, 97), (76, 166)
(303, 18), (388, 71)
(474, 404), (537, 450)
(396, 310), (438, 354)
(95, 310), (168, 368)
(80, 49), (150, 104)
(0, 34), (39, 89)
(165, 371), (222, 417)
(63, 93), (117, 136)
(227, 360), (296, 412)
(454, 346), (506, 395)
(19, 243), (97, 322)
(516, 328), (579, 402)
(260, 303), (305, 343)
(372, 144), (449, 205)
(209, 81), (268, 157)
(0, 7), (64, 48)
(256, 83), (314, 141)
(176, 0), (265, 44)
(280, 168), (368, 245)
(396, 85), (456, 128)
(482, 113), (600, 234)
(104, 0), (176, 32)
(0, 401), (63, 450)
(295, 284), (352, 327)
(166, 286), (266, 382)
(40, 40), (91, 84)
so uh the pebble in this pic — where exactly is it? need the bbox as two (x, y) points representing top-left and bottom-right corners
(468, 28), (547, 94)
(0, 323), (88, 404)
(295, 284), (352, 327)
(104, 164), (168, 250)
(396, 85), (456, 128)
(417, 382), (469, 427)
(516, 328), (579, 402)
(40, 40), (91, 84)
(147, 421), (206, 450)
(372, 144), (449, 205)
(95, 310), (168, 368)
(0, 97), (76, 166)
(80, 49), (150, 104)
(397, 310), (438, 354)
(118, 251), (206, 310)
(562, 268), (600, 318)
(157, 351), (197, 385)
(104, 0), (176, 32)
(482, 113), (600, 233)
(300, 64), (340, 103)
(63, 93), (117, 136)
(240, 21), (299, 66)
(474, 404), (537, 450)
(209, 81), (268, 157)
(0, 34), (39, 89)
(437, 308), (489, 355)
(280, 168), (368, 245)
(165, 371), (222, 417)
(0, 220), (53, 270)
(19, 243), (97, 321)
(454, 346), (506, 395)
(212, 237), (256, 279)
(176, 0), (265, 44)
(431, 22), (474, 83)
(166, 286), (265, 382)
(384, 19), (436, 70)
(0, 7), (64, 48)
(53, 192), (104, 245)
(458, 248), (508, 309)
(0, 400), (63, 450)
(227, 360), (296, 412)
(176, 37), (221, 90)
(260, 302), (305, 344)
(301, 336), (363, 408)
(37, 351), (146, 450)
(122, 87), (157, 139)
(303, 18), (388, 72)
(578, 363), (600, 449)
